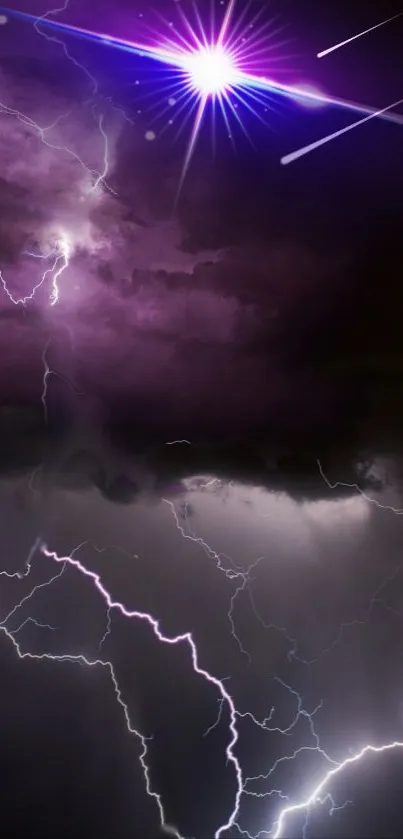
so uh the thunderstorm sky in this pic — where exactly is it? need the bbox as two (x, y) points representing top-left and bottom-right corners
(1, 1), (403, 838)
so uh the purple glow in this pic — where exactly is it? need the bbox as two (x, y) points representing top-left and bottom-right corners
(291, 83), (328, 108)
(3, 0), (403, 185)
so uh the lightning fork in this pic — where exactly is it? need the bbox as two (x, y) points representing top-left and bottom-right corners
(38, 541), (245, 838)
(272, 741), (403, 838)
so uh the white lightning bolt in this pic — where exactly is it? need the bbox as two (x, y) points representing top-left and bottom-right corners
(317, 459), (403, 515)
(276, 460), (403, 666)
(3, 458), (402, 839)
(0, 98), (110, 192)
(0, 537), (41, 580)
(0, 524), (334, 839)
(40, 335), (86, 424)
(41, 339), (52, 424)
(0, 231), (71, 307)
(238, 677), (324, 738)
(49, 234), (71, 304)
(34, 0), (99, 95)
(0, 540), (185, 838)
(272, 741), (403, 838)
(163, 496), (266, 660)
(33, 540), (244, 839)
(30, 1), (117, 197)
(0, 630), (183, 838)
(0, 1), (116, 306)
(2, 509), (398, 839)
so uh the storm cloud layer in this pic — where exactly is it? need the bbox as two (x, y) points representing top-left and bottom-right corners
(1, 4), (403, 839)
(0, 26), (402, 488)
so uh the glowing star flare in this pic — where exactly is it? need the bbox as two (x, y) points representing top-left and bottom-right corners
(3, 0), (403, 187)
(183, 45), (238, 96)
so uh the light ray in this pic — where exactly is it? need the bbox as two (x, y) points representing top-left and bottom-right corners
(318, 11), (403, 58)
(175, 93), (208, 203)
(217, 0), (236, 46)
(4, 2), (403, 186)
(4, 4), (403, 131)
(281, 96), (403, 165)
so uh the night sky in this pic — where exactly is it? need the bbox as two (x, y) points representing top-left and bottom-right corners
(1, 1), (403, 837)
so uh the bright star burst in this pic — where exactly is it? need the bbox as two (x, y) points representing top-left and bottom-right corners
(3, 0), (403, 193)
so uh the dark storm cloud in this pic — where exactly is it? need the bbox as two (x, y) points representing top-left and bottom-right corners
(1, 12), (403, 509)
(0, 46), (341, 433)
(0, 397), (400, 513)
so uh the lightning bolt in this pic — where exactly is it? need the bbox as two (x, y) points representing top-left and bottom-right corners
(257, 460), (403, 668)
(161, 491), (346, 839)
(0, 533), (343, 839)
(0, 537), (41, 580)
(0, 628), (182, 837)
(2, 491), (401, 839)
(286, 560), (403, 667)
(0, 557), (67, 631)
(0, 2), (117, 306)
(33, 541), (244, 839)
(33, 0), (99, 95)
(0, 538), (192, 837)
(163, 496), (269, 661)
(272, 741), (403, 838)
(49, 235), (71, 305)
(0, 104), (110, 306)
(0, 98), (110, 193)
(0, 232), (71, 307)
(317, 459), (403, 515)
(41, 335), (85, 424)
(41, 339), (52, 424)
(238, 677), (324, 738)
(163, 496), (243, 579)
(2, 8), (403, 832)
(9, 0), (118, 196)
(164, 492), (306, 669)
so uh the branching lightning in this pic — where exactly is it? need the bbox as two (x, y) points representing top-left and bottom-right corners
(163, 496), (264, 661)
(34, 540), (244, 839)
(317, 459), (403, 515)
(40, 335), (85, 425)
(0, 586), (183, 838)
(0, 524), (331, 839)
(0, 97), (110, 194)
(0, 2), (114, 307)
(271, 742), (403, 838)
(0, 230), (71, 306)
(1, 4), (403, 838)
(33, 0), (99, 95)
(2, 463), (403, 839)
